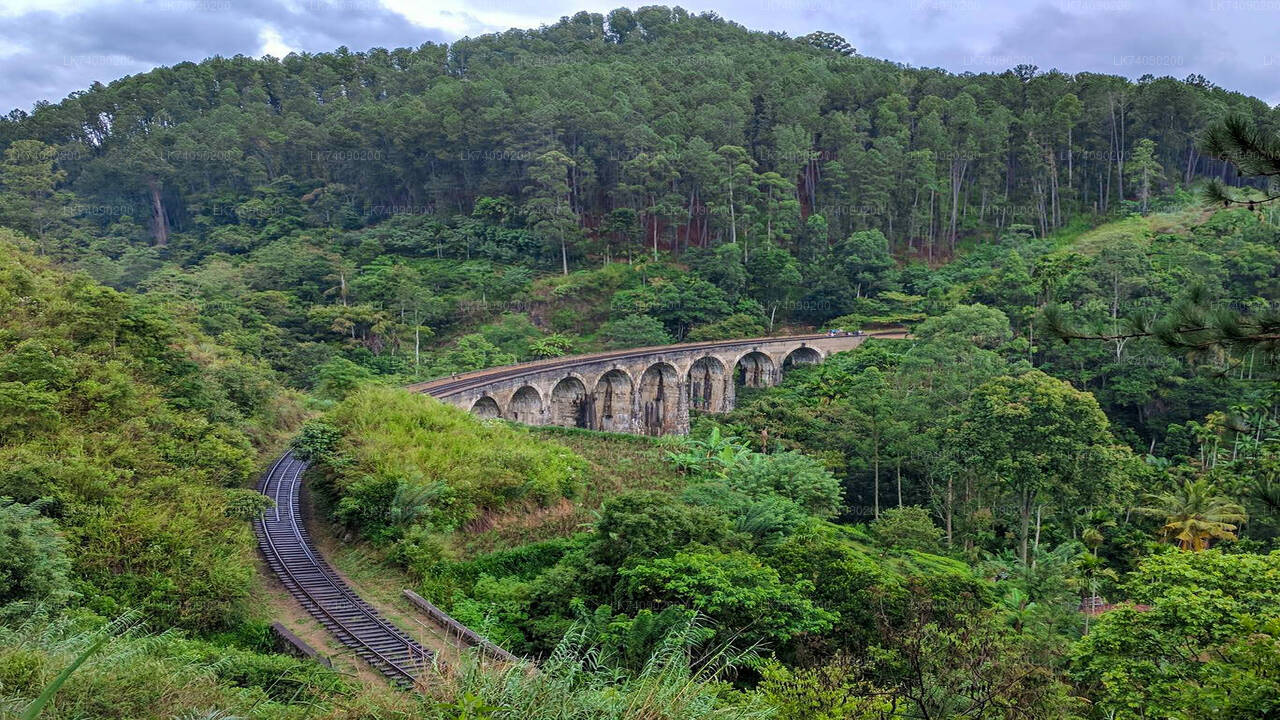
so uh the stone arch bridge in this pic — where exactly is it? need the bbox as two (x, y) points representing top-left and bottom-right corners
(408, 330), (898, 436)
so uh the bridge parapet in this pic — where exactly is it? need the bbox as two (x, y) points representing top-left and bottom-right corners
(411, 332), (887, 435)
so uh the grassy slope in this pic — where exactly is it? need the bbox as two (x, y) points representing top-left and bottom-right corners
(315, 413), (685, 567)
(450, 425), (686, 557)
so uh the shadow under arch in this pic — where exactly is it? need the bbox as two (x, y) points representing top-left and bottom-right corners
(471, 395), (501, 419)
(734, 351), (776, 388)
(508, 385), (544, 425)
(592, 368), (634, 432)
(782, 346), (823, 375)
(550, 375), (591, 428)
(687, 355), (728, 413)
(638, 362), (681, 436)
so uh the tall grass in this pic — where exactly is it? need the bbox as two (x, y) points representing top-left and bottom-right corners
(325, 387), (587, 533)
(423, 622), (772, 720)
(0, 607), (383, 720)
(1, 608), (773, 720)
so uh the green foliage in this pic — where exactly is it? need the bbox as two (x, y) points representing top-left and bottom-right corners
(597, 314), (672, 349)
(314, 386), (585, 537)
(686, 313), (766, 341)
(221, 489), (275, 522)
(869, 506), (944, 553)
(722, 451), (843, 519)
(1073, 550), (1280, 719)
(0, 236), (298, 632)
(952, 370), (1130, 562)
(0, 610), (365, 720)
(587, 491), (733, 569)
(0, 500), (72, 607)
(620, 550), (837, 646)
(1136, 477), (1248, 550)
(757, 660), (888, 720)
(914, 303), (1013, 348)
(0, 11), (1277, 715)
(424, 623), (769, 720)
(527, 333), (575, 359)
(612, 275), (732, 339)
(311, 356), (374, 400)
(289, 419), (342, 463)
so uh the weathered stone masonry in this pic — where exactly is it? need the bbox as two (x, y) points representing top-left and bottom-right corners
(410, 334), (870, 436)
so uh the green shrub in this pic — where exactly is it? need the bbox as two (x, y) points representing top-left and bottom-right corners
(596, 314), (671, 348)
(687, 314), (767, 341)
(869, 506), (944, 552)
(724, 451), (844, 519)
(0, 500), (72, 607)
(318, 386), (586, 537)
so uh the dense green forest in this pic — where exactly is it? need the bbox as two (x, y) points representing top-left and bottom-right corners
(1, 5), (1278, 719)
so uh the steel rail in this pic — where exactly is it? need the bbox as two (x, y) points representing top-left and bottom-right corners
(255, 453), (432, 686)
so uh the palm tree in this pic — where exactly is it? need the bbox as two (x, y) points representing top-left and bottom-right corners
(1076, 551), (1118, 633)
(1073, 507), (1116, 552)
(1137, 478), (1248, 551)
(663, 427), (749, 476)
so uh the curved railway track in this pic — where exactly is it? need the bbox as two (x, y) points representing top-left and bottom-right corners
(255, 452), (432, 686)
(256, 329), (905, 686)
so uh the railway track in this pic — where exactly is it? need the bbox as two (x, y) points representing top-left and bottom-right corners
(255, 329), (906, 686)
(255, 452), (432, 687)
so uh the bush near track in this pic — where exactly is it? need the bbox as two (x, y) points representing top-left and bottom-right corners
(0, 231), (303, 633)
(302, 386), (586, 545)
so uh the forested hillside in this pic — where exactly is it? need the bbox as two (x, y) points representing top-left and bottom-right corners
(1, 8), (1276, 442)
(2, 4), (1279, 719)
(0, 234), (767, 719)
(3, 6), (1277, 265)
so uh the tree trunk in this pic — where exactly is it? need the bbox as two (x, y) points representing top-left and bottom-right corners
(413, 314), (421, 375)
(896, 459), (903, 507)
(728, 173), (736, 245)
(1019, 489), (1032, 564)
(1033, 504), (1043, 561)
(873, 444), (881, 519)
(1067, 126), (1073, 187)
(945, 474), (953, 547)
(148, 179), (169, 247)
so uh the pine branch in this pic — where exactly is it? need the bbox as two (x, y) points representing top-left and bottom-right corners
(1201, 178), (1280, 208)
(1203, 115), (1280, 177)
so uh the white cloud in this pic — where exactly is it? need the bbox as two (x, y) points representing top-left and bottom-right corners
(382, 0), (541, 36)
(258, 25), (293, 58)
(0, 0), (1276, 111)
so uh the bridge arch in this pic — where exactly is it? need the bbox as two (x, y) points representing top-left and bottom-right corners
(687, 355), (728, 413)
(550, 375), (591, 428)
(507, 385), (545, 425)
(417, 331), (879, 435)
(782, 346), (823, 374)
(638, 362), (682, 436)
(471, 395), (501, 419)
(593, 368), (634, 432)
(734, 351), (776, 388)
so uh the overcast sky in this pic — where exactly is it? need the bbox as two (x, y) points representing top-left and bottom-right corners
(2, 0), (1277, 115)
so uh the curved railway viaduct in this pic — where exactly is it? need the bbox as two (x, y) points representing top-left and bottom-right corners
(257, 330), (899, 686)
(408, 331), (889, 435)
